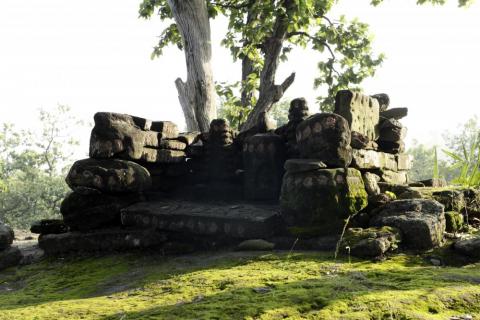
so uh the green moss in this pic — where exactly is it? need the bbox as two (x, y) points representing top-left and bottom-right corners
(445, 211), (465, 232)
(1, 252), (480, 320)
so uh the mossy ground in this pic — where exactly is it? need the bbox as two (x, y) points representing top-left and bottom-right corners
(0, 250), (479, 320)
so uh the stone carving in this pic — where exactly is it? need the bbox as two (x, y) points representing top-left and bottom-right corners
(275, 98), (310, 158)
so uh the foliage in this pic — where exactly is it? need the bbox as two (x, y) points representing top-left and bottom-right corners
(1, 251), (480, 319)
(0, 105), (82, 228)
(443, 116), (480, 187)
(407, 141), (448, 182)
(270, 100), (290, 127)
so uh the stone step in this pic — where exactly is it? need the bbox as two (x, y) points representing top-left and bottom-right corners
(121, 200), (281, 239)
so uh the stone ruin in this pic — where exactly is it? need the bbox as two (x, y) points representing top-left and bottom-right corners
(16, 89), (480, 262)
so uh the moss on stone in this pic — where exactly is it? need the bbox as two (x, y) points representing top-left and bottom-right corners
(1, 251), (480, 319)
(445, 211), (464, 233)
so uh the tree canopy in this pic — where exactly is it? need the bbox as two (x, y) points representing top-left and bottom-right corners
(140, 0), (474, 130)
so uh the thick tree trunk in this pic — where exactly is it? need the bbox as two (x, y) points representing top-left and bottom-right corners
(167, 0), (216, 132)
(240, 0), (296, 132)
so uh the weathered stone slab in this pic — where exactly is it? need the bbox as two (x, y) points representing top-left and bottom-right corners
(177, 132), (201, 145)
(378, 118), (407, 143)
(0, 247), (22, 271)
(453, 236), (480, 259)
(432, 190), (465, 212)
(334, 90), (380, 140)
(121, 201), (281, 239)
(378, 169), (408, 185)
(243, 134), (286, 200)
(0, 222), (14, 250)
(341, 227), (401, 258)
(93, 112), (152, 131)
(371, 93), (390, 112)
(280, 167), (368, 236)
(296, 113), (352, 167)
(30, 219), (69, 235)
(370, 199), (445, 250)
(38, 228), (167, 255)
(284, 159), (327, 174)
(61, 192), (143, 231)
(351, 149), (397, 171)
(66, 158), (152, 194)
(396, 154), (413, 171)
(362, 172), (381, 196)
(141, 148), (186, 164)
(380, 108), (408, 120)
(150, 121), (179, 138)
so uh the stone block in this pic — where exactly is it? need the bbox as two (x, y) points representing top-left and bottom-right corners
(351, 149), (397, 171)
(296, 113), (352, 167)
(378, 118), (406, 143)
(30, 219), (69, 235)
(341, 227), (401, 258)
(370, 199), (445, 250)
(121, 200), (281, 239)
(362, 172), (381, 196)
(0, 247), (22, 271)
(380, 107), (408, 120)
(66, 158), (152, 194)
(334, 90), (380, 140)
(38, 228), (168, 255)
(396, 154), (413, 171)
(378, 169), (408, 185)
(243, 134), (286, 200)
(0, 222), (14, 250)
(453, 236), (480, 259)
(140, 149), (186, 164)
(61, 192), (143, 231)
(280, 167), (368, 236)
(150, 121), (179, 138)
(284, 159), (327, 174)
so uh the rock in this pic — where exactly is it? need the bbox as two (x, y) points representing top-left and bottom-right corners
(61, 192), (143, 231)
(334, 90), (380, 141)
(371, 93), (390, 112)
(243, 134), (286, 200)
(38, 228), (168, 255)
(0, 247), (22, 271)
(237, 239), (275, 251)
(274, 98), (310, 159)
(453, 237), (480, 259)
(351, 149), (397, 171)
(30, 219), (69, 235)
(362, 172), (381, 196)
(0, 222), (14, 250)
(140, 148), (186, 164)
(432, 190), (465, 212)
(351, 131), (378, 150)
(177, 132), (201, 145)
(378, 118), (407, 143)
(396, 154), (413, 171)
(150, 121), (179, 137)
(89, 113), (179, 162)
(342, 227), (401, 258)
(445, 211), (464, 233)
(280, 167), (368, 236)
(398, 189), (423, 199)
(66, 158), (152, 194)
(370, 199), (445, 250)
(377, 169), (408, 185)
(380, 108), (408, 120)
(296, 113), (353, 167)
(419, 178), (447, 188)
(284, 159), (327, 174)
(377, 141), (405, 154)
(121, 200), (281, 239)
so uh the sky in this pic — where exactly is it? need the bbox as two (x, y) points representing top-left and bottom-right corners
(0, 0), (479, 155)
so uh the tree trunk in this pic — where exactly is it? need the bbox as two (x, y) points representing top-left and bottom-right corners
(240, 0), (296, 132)
(167, 0), (216, 132)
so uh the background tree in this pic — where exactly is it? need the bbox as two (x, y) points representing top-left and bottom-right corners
(140, 0), (473, 132)
(0, 105), (83, 228)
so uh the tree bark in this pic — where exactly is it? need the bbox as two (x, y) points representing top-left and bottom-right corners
(167, 0), (216, 132)
(240, 0), (296, 132)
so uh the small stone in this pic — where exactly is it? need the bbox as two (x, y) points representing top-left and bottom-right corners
(30, 219), (69, 235)
(237, 239), (275, 251)
(371, 93), (390, 112)
(253, 287), (272, 294)
(453, 236), (480, 259)
(0, 222), (14, 250)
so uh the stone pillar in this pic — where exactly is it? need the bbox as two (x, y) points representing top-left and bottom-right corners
(243, 134), (286, 201)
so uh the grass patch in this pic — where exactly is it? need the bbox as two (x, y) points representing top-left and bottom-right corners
(0, 251), (479, 319)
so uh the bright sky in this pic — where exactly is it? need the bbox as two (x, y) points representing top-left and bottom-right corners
(0, 0), (479, 154)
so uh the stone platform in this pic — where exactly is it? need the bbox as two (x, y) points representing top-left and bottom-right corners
(121, 200), (281, 239)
